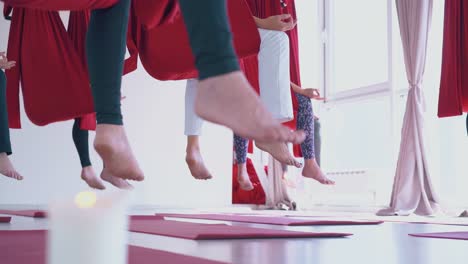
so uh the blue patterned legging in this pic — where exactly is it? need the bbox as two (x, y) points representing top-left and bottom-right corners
(234, 92), (315, 163)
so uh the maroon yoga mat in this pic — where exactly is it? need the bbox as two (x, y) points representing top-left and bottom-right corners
(0, 210), (47, 218)
(0, 230), (226, 264)
(130, 218), (352, 239)
(409, 231), (468, 241)
(0, 217), (11, 223)
(0, 212), (161, 220)
(158, 213), (384, 226)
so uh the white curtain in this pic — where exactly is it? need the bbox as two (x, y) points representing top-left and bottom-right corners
(378, 0), (440, 216)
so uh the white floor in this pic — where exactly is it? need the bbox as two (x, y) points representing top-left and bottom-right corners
(2, 206), (468, 264)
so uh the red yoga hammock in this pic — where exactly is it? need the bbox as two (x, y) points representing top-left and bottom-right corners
(4, 2), (143, 129)
(5, 0), (260, 127)
(132, 0), (261, 81)
(5, 7), (95, 128)
(2, 0), (118, 11)
(232, 158), (266, 205)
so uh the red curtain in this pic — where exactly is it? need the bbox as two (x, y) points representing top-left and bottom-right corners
(438, 0), (468, 117)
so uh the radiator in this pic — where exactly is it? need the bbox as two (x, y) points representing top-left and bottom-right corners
(303, 169), (378, 206)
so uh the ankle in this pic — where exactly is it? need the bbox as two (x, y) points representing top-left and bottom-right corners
(186, 146), (200, 154)
(303, 158), (318, 167)
(237, 163), (247, 172)
(81, 166), (93, 172)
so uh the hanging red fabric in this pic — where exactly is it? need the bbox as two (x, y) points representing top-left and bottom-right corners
(438, 0), (468, 118)
(232, 158), (267, 205)
(4, 0), (259, 128)
(2, 0), (118, 11)
(4, 1), (144, 129)
(6, 8), (95, 128)
(3, 3), (12, 19)
(133, 0), (261, 81)
(67, 10), (96, 131)
(133, 0), (179, 30)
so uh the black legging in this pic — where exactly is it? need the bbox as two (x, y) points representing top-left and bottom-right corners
(0, 70), (12, 155)
(72, 118), (92, 167)
(86, 0), (240, 125)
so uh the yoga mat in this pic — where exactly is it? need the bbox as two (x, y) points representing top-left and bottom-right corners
(0, 230), (226, 264)
(158, 213), (383, 226)
(130, 218), (351, 239)
(0, 216), (11, 223)
(0, 210), (47, 218)
(409, 232), (468, 241)
(130, 215), (165, 221)
(0, 212), (160, 220)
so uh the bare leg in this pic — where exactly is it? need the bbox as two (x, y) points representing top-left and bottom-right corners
(81, 166), (105, 190)
(87, 0), (143, 183)
(302, 158), (335, 185)
(178, 1), (305, 145)
(94, 125), (143, 183)
(100, 166), (133, 189)
(234, 135), (253, 191)
(195, 72), (305, 144)
(186, 136), (212, 180)
(237, 163), (254, 191)
(255, 141), (302, 168)
(0, 153), (23, 181)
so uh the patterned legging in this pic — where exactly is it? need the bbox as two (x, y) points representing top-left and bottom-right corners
(234, 91), (315, 163)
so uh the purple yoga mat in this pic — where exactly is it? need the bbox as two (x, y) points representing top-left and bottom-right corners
(410, 231), (468, 241)
(0, 210), (47, 218)
(0, 230), (227, 264)
(130, 218), (352, 239)
(158, 213), (383, 226)
(0, 217), (11, 223)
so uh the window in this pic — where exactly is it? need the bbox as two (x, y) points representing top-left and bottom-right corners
(295, 0), (395, 207)
(326, 0), (392, 100)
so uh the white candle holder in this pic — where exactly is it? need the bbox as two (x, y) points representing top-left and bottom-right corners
(48, 190), (130, 264)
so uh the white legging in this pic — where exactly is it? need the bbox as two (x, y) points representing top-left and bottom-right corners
(184, 28), (293, 136)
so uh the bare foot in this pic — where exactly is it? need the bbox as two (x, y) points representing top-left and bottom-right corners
(94, 124), (144, 182)
(237, 163), (254, 191)
(0, 153), (23, 180)
(302, 159), (335, 185)
(81, 166), (106, 190)
(186, 149), (213, 180)
(195, 71), (305, 144)
(101, 168), (133, 190)
(255, 141), (302, 168)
